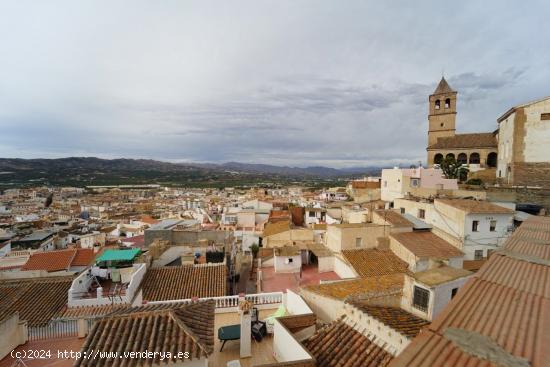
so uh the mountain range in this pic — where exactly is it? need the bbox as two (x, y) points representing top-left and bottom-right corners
(0, 157), (401, 187)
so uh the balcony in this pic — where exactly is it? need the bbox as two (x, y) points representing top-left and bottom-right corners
(146, 290), (315, 366)
(68, 263), (146, 307)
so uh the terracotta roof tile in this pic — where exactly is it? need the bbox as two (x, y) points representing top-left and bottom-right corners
(61, 304), (128, 319)
(348, 302), (430, 338)
(141, 265), (226, 301)
(391, 329), (500, 367)
(71, 248), (95, 267)
(390, 231), (463, 259)
(427, 132), (497, 149)
(390, 215), (550, 367)
(462, 259), (487, 272)
(75, 301), (215, 367)
(304, 273), (404, 300)
(374, 210), (414, 228)
(503, 216), (550, 260)
(475, 252), (550, 298)
(21, 248), (95, 272)
(0, 277), (73, 326)
(21, 249), (76, 272)
(342, 248), (410, 278)
(303, 316), (393, 367)
(262, 220), (291, 237)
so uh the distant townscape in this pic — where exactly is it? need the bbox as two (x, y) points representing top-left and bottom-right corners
(0, 79), (549, 367)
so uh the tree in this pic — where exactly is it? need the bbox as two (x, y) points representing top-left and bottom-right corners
(440, 156), (469, 181)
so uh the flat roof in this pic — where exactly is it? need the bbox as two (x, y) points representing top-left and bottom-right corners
(402, 213), (433, 230)
(436, 199), (514, 214)
(413, 266), (472, 287)
(19, 230), (55, 242)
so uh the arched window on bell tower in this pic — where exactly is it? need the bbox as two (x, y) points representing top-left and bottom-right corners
(445, 98), (450, 108)
(435, 100), (440, 110)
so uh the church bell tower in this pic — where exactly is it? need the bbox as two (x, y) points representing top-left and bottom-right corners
(428, 77), (457, 147)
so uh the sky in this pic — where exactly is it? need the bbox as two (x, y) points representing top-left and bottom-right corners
(0, 1), (549, 168)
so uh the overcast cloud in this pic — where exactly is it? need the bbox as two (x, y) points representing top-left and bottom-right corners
(0, 1), (549, 167)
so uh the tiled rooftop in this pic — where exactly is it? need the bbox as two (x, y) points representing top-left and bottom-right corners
(348, 302), (430, 338)
(21, 248), (95, 272)
(141, 264), (227, 301)
(303, 316), (394, 367)
(390, 215), (550, 367)
(71, 248), (95, 266)
(341, 248), (410, 278)
(374, 210), (414, 228)
(61, 304), (128, 319)
(462, 259), (487, 272)
(427, 132), (497, 149)
(390, 231), (463, 259)
(0, 337), (85, 367)
(75, 301), (216, 367)
(303, 273), (404, 300)
(0, 276), (72, 326)
(262, 220), (291, 237)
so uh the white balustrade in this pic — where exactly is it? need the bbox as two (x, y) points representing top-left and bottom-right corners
(147, 291), (284, 311)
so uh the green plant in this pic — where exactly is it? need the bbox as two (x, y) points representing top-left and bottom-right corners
(440, 157), (469, 180)
(250, 244), (259, 258)
(465, 178), (483, 185)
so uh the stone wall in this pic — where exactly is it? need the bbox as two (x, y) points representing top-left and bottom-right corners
(485, 186), (550, 212)
(511, 162), (550, 188)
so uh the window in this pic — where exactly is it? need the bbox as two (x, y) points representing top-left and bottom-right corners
(541, 113), (550, 120)
(445, 98), (451, 108)
(411, 179), (419, 187)
(490, 220), (497, 232)
(308, 211), (316, 217)
(400, 207), (405, 214)
(435, 100), (440, 110)
(487, 249), (495, 258)
(472, 220), (479, 232)
(418, 209), (425, 219)
(287, 258), (293, 263)
(474, 250), (483, 260)
(451, 288), (459, 299)
(355, 237), (362, 248)
(413, 286), (430, 312)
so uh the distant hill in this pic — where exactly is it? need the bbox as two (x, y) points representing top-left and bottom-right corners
(214, 162), (344, 177)
(0, 157), (386, 188)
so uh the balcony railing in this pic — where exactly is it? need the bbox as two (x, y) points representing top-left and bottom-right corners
(147, 291), (284, 312)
